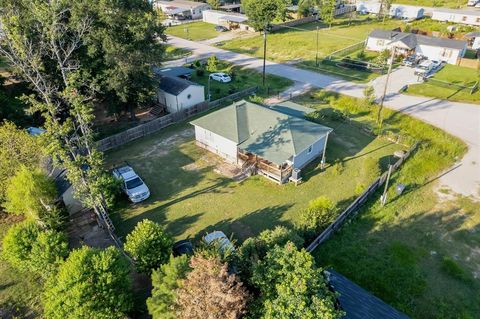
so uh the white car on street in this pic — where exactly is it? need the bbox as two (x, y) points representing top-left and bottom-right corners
(209, 72), (232, 83)
(204, 231), (235, 252)
(113, 165), (150, 203)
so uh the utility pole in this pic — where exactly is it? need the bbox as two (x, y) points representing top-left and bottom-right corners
(262, 25), (268, 87)
(315, 25), (320, 66)
(377, 46), (396, 128)
(381, 164), (393, 206)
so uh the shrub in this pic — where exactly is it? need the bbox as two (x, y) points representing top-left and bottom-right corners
(43, 247), (133, 319)
(206, 55), (219, 72)
(2, 221), (68, 277)
(299, 196), (336, 232)
(124, 219), (173, 274)
(2, 221), (40, 271)
(195, 68), (204, 77)
(3, 166), (57, 220)
(441, 257), (471, 282)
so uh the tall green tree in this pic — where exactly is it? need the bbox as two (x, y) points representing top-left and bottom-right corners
(252, 242), (343, 319)
(0, 0), (131, 230)
(0, 121), (44, 201)
(207, 0), (222, 9)
(2, 221), (69, 277)
(124, 219), (173, 274)
(243, 0), (292, 31)
(3, 166), (57, 219)
(43, 246), (133, 319)
(320, 0), (336, 28)
(147, 254), (191, 319)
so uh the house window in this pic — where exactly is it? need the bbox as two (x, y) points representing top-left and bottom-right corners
(477, 18), (480, 23)
(187, 94), (192, 99)
(462, 16), (467, 21)
(307, 146), (313, 154)
(376, 39), (385, 47)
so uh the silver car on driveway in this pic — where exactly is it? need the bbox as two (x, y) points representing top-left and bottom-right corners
(113, 165), (150, 203)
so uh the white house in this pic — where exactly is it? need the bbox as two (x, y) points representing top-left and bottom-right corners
(155, 0), (211, 20)
(190, 100), (332, 184)
(389, 4), (425, 20)
(355, 1), (382, 14)
(466, 31), (480, 49)
(432, 8), (480, 26)
(202, 10), (252, 31)
(157, 76), (205, 114)
(366, 29), (468, 64)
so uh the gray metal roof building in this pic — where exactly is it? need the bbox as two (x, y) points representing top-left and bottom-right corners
(158, 76), (202, 96)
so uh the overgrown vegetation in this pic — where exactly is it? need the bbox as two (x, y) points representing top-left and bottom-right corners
(296, 90), (479, 318)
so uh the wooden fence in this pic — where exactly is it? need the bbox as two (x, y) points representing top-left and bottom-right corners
(306, 143), (418, 253)
(271, 15), (319, 31)
(457, 57), (480, 70)
(96, 87), (257, 152)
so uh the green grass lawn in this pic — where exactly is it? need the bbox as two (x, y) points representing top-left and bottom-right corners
(296, 90), (479, 319)
(164, 45), (191, 61)
(166, 22), (222, 41)
(105, 106), (402, 242)
(0, 214), (43, 318)
(219, 18), (403, 82)
(189, 60), (293, 101)
(406, 65), (480, 104)
(407, 18), (480, 37)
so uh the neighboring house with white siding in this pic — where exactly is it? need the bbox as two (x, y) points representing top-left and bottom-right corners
(202, 10), (253, 31)
(157, 76), (205, 114)
(155, 0), (211, 20)
(190, 100), (332, 184)
(466, 31), (480, 49)
(366, 29), (468, 64)
(389, 4), (425, 20)
(431, 8), (480, 26)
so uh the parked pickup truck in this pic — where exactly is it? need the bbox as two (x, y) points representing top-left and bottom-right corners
(113, 165), (150, 203)
(414, 60), (435, 77)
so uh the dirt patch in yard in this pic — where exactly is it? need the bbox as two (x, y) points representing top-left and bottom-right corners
(136, 128), (195, 159)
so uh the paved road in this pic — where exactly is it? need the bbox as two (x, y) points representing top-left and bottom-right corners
(168, 36), (480, 198)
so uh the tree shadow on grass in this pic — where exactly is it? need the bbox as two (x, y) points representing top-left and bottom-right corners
(193, 204), (295, 244)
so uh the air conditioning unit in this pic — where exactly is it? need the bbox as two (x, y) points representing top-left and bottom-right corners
(291, 168), (301, 181)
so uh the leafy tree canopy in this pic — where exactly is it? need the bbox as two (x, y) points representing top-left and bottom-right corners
(176, 255), (250, 319)
(147, 254), (191, 319)
(3, 166), (57, 220)
(0, 121), (44, 201)
(2, 221), (68, 277)
(252, 242), (343, 319)
(243, 0), (292, 31)
(124, 219), (173, 274)
(299, 196), (336, 232)
(43, 246), (133, 319)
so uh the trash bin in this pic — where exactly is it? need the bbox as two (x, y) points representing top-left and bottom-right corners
(396, 184), (405, 195)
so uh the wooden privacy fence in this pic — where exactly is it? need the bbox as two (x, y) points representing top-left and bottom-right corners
(96, 87), (257, 152)
(306, 143), (418, 253)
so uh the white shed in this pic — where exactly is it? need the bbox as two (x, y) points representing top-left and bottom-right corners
(389, 4), (425, 20)
(355, 1), (382, 14)
(432, 8), (480, 26)
(157, 76), (205, 114)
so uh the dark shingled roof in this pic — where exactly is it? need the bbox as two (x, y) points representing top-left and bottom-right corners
(158, 76), (202, 96)
(369, 29), (467, 50)
(154, 66), (193, 78)
(326, 270), (410, 319)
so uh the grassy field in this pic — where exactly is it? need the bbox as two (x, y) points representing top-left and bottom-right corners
(406, 65), (480, 104)
(407, 18), (480, 36)
(190, 60), (293, 101)
(164, 45), (191, 61)
(219, 18), (403, 82)
(105, 106), (402, 242)
(0, 214), (43, 318)
(166, 22), (221, 41)
(295, 90), (479, 319)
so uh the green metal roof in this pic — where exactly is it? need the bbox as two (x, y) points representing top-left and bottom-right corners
(269, 101), (315, 118)
(190, 100), (332, 165)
